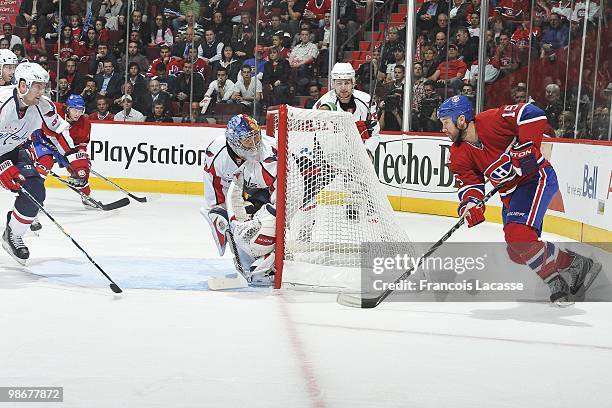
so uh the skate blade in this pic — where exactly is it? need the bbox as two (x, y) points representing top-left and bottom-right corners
(1, 241), (28, 266)
(552, 299), (575, 308)
(83, 203), (103, 211)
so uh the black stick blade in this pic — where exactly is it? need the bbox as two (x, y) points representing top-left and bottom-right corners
(101, 197), (131, 211)
(110, 283), (123, 293)
(130, 195), (148, 203)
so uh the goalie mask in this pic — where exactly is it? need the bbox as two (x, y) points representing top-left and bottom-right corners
(226, 114), (263, 162)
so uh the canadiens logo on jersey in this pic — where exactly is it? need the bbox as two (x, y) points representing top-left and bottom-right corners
(484, 153), (515, 184)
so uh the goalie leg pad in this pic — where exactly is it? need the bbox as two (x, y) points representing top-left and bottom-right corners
(200, 206), (230, 256)
(248, 252), (275, 287)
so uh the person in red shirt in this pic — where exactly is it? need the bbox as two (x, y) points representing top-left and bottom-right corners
(148, 44), (182, 76)
(492, 32), (520, 76)
(437, 95), (601, 305)
(90, 96), (115, 121)
(22, 23), (47, 62)
(226, 0), (256, 21)
(183, 46), (208, 78)
(495, 0), (528, 25)
(69, 14), (83, 40)
(303, 0), (331, 26)
(30, 95), (94, 216)
(428, 44), (467, 91)
(52, 25), (83, 62)
(511, 18), (541, 63)
(95, 18), (110, 44)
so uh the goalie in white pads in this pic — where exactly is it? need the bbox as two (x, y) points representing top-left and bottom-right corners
(202, 114), (277, 287)
(313, 62), (380, 156)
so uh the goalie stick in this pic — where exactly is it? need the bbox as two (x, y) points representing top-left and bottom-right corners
(206, 230), (250, 290)
(199, 207), (249, 290)
(90, 169), (158, 203)
(337, 181), (507, 308)
(39, 165), (130, 211)
(20, 187), (123, 294)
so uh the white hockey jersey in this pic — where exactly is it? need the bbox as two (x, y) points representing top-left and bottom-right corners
(203, 134), (277, 209)
(313, 88), (380, 153)
(0, 86), (71, 157)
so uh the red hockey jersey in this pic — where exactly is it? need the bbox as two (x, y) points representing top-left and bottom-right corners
(54, 102), (92, 151)
(447, 103), (550, 208)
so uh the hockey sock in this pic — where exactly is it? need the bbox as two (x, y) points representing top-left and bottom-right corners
(9, 209), (34, 236)
(504, 222), (572, 281)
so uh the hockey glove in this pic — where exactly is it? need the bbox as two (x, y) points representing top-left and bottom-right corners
(65, 150), (90, 188)
(356, 120), (376, 141)
(509, 141), (539, 177)
(0, 160), (25, 192)
(458, 198), (485, 228)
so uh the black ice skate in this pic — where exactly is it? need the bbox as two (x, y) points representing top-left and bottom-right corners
(2, 212), (29, 265)
(561, 251), (602, 299)
(546, 274), (572, 307)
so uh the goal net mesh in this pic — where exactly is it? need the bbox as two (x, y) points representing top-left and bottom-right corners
(275, 106), (415, 291)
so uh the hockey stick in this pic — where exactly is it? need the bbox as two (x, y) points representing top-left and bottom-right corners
(89, 169), (155, 203)
(40, 165), (130, 211)
(199, 207), (249, 290)
(207, 230), (249, 290)
(337, 181), (507, 308)
(19, 187), (122, 294)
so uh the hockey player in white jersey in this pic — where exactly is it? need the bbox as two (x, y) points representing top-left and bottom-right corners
(202, 114), (277, 286)
(0, 62), (86, 264)
(313, 62), (380, 155)
(0, 49), (18, 86)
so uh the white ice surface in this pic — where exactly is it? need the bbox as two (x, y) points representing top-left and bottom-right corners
(0, 189), (611, 408)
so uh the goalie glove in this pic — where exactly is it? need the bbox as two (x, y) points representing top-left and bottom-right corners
(232, 204), (276, 259)
(201, 205), (230, 256)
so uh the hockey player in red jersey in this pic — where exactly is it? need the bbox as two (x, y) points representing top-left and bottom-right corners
(437, 95), (600, 305)
(29, 94), (93, 220)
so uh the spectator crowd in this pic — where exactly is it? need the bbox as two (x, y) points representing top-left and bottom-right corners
(3, 0), (609, 139)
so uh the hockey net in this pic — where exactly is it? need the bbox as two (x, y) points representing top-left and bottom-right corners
(272, 105), (414, 291)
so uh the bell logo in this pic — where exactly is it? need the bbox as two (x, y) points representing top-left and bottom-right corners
(582, 165), (598, 199)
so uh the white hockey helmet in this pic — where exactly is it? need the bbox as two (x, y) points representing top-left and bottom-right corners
(331, 62), (355, 83)
(14, 62), (50, 90)
(0, 49), (18, 68)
